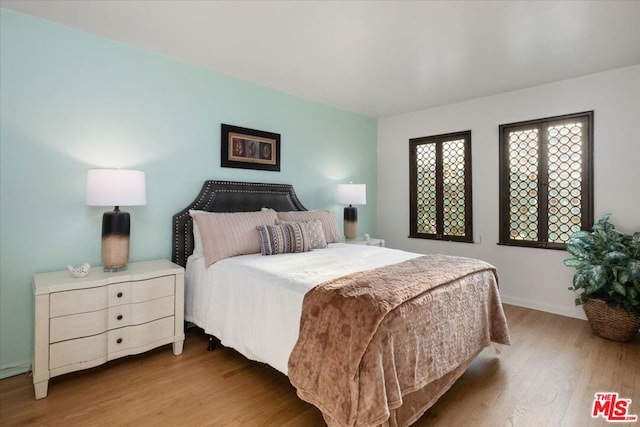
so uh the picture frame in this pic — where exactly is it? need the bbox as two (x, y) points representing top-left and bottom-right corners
(221, 124), (280, 172)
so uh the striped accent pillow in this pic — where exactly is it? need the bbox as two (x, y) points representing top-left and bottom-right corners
(279, 219), (327, 249)
(257, 223), (310, 255)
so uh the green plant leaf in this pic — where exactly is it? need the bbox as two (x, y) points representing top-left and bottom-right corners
(592, 214), (613, 232)
(630, 232), (640, 250)
(572, 269), (588, 290)
(629, 234), (640, 258)
(564, 258), (587, 269)
(606, 229), (624, 241)
(612, 281), (626, 296)
(568, 230), (593, 243)
(618, 268), (630, 285)
(611, 241), (630, 253)
(566, 244), (590, 260)
(604, 251), (629, 265)
(586, 265), (608, 290)
(629, 260), (640, 280)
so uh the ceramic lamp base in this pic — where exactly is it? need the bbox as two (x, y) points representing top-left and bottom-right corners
(101, 209), (130, 272)
(344, 220), (357, 240)
(101, 235), (129, 271)
(343, 206), (358, 240)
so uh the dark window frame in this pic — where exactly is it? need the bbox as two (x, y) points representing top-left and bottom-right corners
(409, 130), (473, 243)
(498, 111), (594, 250)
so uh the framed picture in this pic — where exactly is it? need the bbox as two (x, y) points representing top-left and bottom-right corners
(221, 124), (281, 171)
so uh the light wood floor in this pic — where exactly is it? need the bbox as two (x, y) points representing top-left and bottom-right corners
(1, 304), (638, 427)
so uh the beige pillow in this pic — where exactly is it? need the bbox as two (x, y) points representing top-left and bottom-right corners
(193, 210), (278, 266)
(276, 210), (341, 243)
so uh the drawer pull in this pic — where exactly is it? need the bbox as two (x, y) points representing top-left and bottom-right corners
(116, 338), (123, 344)
(116, 292), (123, 298)
(117, 314), (123, 320)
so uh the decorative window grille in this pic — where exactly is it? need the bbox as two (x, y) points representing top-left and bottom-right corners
(498, 111), (594, 249)
(409, 130), (473, 242)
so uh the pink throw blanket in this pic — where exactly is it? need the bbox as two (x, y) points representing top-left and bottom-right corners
(288, 254), (511, 426)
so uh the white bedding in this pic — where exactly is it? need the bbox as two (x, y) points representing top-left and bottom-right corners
(185, 243), (420, 374)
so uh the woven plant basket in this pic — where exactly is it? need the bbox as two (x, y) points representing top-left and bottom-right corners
(583, 298), (640, 342)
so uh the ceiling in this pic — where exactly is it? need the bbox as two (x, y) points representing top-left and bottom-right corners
(3, 0), (640, 118)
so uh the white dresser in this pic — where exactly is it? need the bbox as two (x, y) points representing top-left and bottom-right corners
(32, 259), (185, 399)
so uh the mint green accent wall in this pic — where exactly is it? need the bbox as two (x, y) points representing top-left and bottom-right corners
(0, 10), (377, 378)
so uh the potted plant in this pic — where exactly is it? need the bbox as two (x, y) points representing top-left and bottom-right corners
(564, 214), (640, 342)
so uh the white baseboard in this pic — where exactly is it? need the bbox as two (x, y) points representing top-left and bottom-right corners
(500, 295), (587, 320)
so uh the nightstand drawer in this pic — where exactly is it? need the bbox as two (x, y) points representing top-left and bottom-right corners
(49, 275), (175, 317)
(107, 317), (174, 355)
(50, 309), (108, 343)
(49, 317), (175, 371)
(108, 275), (174, 306)
(50, 287), (107, 317)
(50, 333), (107, 370)
(107, 296), (174, 329)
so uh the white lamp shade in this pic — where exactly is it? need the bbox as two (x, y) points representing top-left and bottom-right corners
(86, 169), (147, 207)
(337, 183), (366, 205)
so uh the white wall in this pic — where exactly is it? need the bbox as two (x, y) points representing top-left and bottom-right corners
(377, 65), (640, 319)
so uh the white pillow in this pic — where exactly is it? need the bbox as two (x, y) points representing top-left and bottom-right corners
(189, 210), (206, 255)
(189, 209), (207, 255)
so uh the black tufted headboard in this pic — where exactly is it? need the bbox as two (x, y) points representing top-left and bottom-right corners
(171, 180), (307, 267)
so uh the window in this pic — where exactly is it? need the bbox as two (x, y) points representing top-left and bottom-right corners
(409, 130), (473, 242)
(498, 111), (593, 249)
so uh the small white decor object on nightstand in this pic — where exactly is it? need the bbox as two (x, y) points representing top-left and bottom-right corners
(343, 236), (385, 247)
(32, 259), (185, 399)
(67, 263), (91, 278)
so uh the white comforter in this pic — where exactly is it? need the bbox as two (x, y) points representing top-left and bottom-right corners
(185, 243), (419, 374)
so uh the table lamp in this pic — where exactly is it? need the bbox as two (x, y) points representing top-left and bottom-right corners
(86, 169), (146, 271)
(337, 183), (366, 240)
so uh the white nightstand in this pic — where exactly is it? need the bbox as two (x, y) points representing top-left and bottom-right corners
(343, 237), (385, 247)
(32, 259), (185, 399)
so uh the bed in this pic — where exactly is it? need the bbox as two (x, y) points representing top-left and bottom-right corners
(172, 180), (510, 427)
